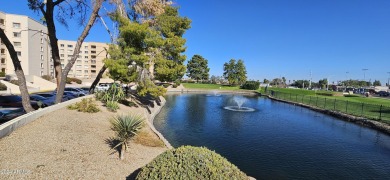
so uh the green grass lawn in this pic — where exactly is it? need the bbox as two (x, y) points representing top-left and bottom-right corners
(260, 87), (390, 106)
(182, 83), (241, 90)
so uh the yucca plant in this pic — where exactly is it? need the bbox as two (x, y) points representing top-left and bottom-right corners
(110, 114), (144, 160)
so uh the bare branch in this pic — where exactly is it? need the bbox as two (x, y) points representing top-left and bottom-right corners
(53, 0), (66, 6)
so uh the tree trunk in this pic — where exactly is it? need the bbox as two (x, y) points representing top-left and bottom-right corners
(148, 61), (155, 80)
(40, 0), (63, 104)
(0, 29), (34, 112)
(56, 0), (103, 103)
(89, 65), (108, 93)
(120, 144), (125, 160)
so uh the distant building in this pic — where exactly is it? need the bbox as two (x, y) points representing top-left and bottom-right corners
(0, 11), (50, 77)
(56, 40), (108, 79)
(0, 11), (109, 79)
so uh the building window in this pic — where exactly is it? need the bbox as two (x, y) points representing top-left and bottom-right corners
(67, 45), (73, 48)
(13, 42), (21, 47)
(13, 32), (21, 38)
(91, 55), (96, 59)
(84, 65), (89, 69)
(84, 46), (88, 49)
(76, 70), (82, 73)
(67, 49), (73, 53)
(84, 60), (89, 63)
(50, 65), (53, 69)
(60, 59), (64, 62)
(16, 51), (21, 56)
(91, 60), (96, 64)
(40, 47), (44, 52)
(76, 65), (82, 69)
(1, 58), (5, 64)
(84, 70), (88, 73)
(40, 55), (44, 60)
(61, 64), (64, 68)
(51, 72), (54, 76)
(1, 68), (5, 73)
(60, 44), (64, 47)
(40, 63), (43, 68)
(60, 49), (64, 53)
(60, 54), (64, 57)
(91, 51), (96, 54)
(91, 70), (96, 73)
(84, 56), (88, 59)
(41, 38), (43, 44)
(91, 65), (96, 68)
(12, 22), (21, 28)
(77, 60), (82, 64)
(91, 45), (96, 49)
(0, 19), (4, 25)
(41, 71), (44, 76)
(0, 49), (5, 54)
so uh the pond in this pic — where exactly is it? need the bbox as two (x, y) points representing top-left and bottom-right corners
(154, 93), (390, 179)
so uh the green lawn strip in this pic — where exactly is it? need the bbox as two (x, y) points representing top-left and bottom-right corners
(182, 83), (241, 90)
(260, 88), (390, 122)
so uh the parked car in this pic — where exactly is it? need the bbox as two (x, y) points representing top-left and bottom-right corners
(36, 93), (69, 102)
(378, 91), (390, 97)
(0, 107), (25, 124)
(30, 94), (55, 106)
(95, 83), (110, 92)
(51, 91), (78, 100)
(0, 95), (41, 109)
(64, 87), (88, 97)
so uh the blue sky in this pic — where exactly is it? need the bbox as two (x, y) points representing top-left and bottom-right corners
(1, 0), (390, 85)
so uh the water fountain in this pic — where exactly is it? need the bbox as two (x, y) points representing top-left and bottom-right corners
(224, 96), (255, 112)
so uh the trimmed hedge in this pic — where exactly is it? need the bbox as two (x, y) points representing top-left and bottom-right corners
(136, 146), (248, 180)
(41, 75), (52, 81)
(241, 81), (260, 90)
(315, 92), (334, 96)
(66, 77), (82, 84)
(0, 72), (5, 77)
(0, 82), (7, 90)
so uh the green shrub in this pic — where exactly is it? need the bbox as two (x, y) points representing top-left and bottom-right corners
(0, 72), (5, 77)
(66, 77), (82, 84)
(9, 80), (19, 86)
(174, 79), (181, 86)
(106, 101), (119, 112)
(162, 84), (170, 88)
(172, 84), (178, 88)
(67, 98), (100, 113)
(119, 99), (137, 107)
(241, 81), (260, 90)
(344, 94), (360, 97)
(316, 92), (334, 96)
(41, 75), (52, 81)
(0, 82), (7, 90)
(136, 146), (248, 180)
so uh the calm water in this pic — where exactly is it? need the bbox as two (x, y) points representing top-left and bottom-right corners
(154, 93), (390, 179)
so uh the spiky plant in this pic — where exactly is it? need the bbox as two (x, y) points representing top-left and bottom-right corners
(110, 114), (144, 160)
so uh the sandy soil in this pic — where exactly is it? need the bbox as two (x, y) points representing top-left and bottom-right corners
(0, 101), (167, 179)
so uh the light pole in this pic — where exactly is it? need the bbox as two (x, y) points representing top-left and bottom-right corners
(362, 68), (368, 81)
(387, 72), (390, 87)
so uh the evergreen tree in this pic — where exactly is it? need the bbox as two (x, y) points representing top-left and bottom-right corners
(373, 80), (381, 86)
(223, 59), (247, 86)
(187, 55), (210, 82)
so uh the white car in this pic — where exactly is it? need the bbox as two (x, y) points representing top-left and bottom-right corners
(95, 83), (110, 92)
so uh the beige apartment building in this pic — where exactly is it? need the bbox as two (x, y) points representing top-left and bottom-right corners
(56, 40), (107, 79)
(0, 11), (108, 80)
(0, 11), (50, 77)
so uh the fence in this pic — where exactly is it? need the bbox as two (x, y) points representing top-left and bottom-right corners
(268, 91), (390, 123)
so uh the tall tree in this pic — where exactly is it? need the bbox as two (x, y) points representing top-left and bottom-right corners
(28, 0), (103, 103)
(0, 30), (34, 112)
(153, 6), (191, 82)
(318, 78), (328, 89)
(223, 59), (247, 86)
(187, 55), (209, 82)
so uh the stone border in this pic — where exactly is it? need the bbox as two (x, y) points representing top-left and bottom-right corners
(262, 94), (390, 136)
(143, 97), (173, 149)
(0, 95), (94, 138)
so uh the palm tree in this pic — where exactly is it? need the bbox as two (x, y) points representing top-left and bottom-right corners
(110, 114), (144, 160)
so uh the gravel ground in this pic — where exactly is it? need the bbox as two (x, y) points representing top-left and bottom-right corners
(0, 101), (167, 179)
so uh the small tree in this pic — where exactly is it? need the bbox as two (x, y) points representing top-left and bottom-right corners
(373, 80), (381, 86)
(187, 55), (210, 82)
(110, 114), (144, 160)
